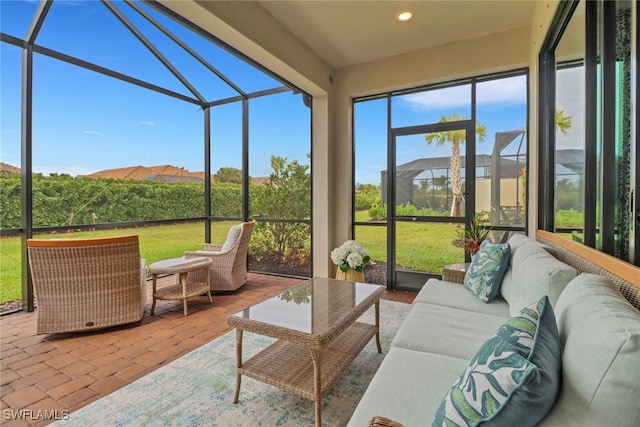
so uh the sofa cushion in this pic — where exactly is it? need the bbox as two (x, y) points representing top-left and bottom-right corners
(433, 296), (561, 427)
(541, 274), (640, 427)
(392, 302), (508, 360)
(464, 240), (511, 302)
(500, 234), (561, 308)
(346, 348), (469, 427)
(414, 280), (511, 318)
(506, 233), (558, 258)
(504, 233), (533, 252)
(500, 241), (577, 316)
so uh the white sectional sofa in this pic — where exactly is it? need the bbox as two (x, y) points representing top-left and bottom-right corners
(348, 231), (640, 427)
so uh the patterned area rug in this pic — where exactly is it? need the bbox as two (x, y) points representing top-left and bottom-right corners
(60, 300), (411, 426)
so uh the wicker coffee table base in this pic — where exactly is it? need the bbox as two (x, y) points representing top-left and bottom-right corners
(232, 305), (381, 427)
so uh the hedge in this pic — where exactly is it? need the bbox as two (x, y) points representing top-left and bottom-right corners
(0, 174), (247, 229)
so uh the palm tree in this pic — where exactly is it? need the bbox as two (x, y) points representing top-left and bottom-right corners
(425, 113), (486, 216)
(519, 109), (573, 206)
(555, 109), (573, 135)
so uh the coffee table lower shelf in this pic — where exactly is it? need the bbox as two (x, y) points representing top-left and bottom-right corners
(237, 322), (377, 400)
(152, 281), (210, 301)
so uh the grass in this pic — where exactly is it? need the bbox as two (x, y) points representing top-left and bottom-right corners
(354, 211), (464, 274)
(0, 221), (235, 303)
(1, 215), (466, 303)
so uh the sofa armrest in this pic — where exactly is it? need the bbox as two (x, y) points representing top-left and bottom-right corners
(368, 416), (405, 427)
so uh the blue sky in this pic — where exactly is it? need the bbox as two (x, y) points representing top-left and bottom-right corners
(354, 76), (530, 184)
(1, 0), (573, 186)
(0, 0), (311, 178)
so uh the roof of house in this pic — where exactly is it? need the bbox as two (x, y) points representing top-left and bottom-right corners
(82, 165), (207, 181)
(142, 174), (204, 184)
(0, 162), (20, 174)
(2, 161), (270, 185)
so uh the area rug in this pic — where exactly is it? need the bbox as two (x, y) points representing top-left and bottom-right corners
(61, 300), (411, 426)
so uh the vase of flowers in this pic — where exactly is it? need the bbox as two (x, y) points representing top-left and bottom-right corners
(464, 214), (492, 256)
(331, 240), (371, 282)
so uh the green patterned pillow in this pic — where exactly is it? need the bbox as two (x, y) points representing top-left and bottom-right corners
(463, 240), (511, 302)
(432, 296), (561, 427)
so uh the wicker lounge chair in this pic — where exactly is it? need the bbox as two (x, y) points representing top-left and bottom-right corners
(27, 235), (147, 334)
(184, 220), (256, 292)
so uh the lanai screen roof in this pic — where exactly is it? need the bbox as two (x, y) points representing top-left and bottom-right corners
(1, 0), (307, 109)
(388, 155), (524, 181)
(383, 127), (583, 181)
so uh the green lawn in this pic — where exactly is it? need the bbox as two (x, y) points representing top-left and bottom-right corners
(354, 211), (464, 274)
(1, 215), (466, 303)
(0, 221), (235, 303)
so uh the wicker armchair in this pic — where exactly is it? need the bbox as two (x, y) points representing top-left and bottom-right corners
(184, 220), (256, 292)
(27, 235), (147, 335)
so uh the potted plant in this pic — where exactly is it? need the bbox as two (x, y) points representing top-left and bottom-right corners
(330, 240), (371, 282)
(463, 214), (492, 256)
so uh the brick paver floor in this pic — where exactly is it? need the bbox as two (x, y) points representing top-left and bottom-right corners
(1, 273), (415, 426)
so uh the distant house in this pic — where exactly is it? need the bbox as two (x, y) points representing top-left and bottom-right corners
(84, 165), (269, 185)
(0, 162), (20, 175)
(4, 162), (269, 185)
(142, 174), (204, 184)
(81, 165), (208, 182)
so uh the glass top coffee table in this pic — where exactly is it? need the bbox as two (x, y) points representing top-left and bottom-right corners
(227, 277), (385, 427)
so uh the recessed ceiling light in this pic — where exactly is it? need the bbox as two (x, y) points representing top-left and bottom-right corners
(395, 9), (414, 22)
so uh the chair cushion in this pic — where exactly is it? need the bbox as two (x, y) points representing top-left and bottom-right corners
(432, 296), (561, 427)
(542, 274), (640, 427)
(463, 240), (511, 302)
(221, 224), (243, 253)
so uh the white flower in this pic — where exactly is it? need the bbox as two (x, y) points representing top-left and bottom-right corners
(330, 240), (370, 271)
(346, 252), (364, 269)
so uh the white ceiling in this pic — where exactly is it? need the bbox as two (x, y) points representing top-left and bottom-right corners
(258, 1), (537, 69)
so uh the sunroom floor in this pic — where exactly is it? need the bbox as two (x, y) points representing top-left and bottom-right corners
(1, 273), (415, 426)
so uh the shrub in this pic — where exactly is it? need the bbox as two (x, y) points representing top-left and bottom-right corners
(367, 203), (448, 221)
(355, 184), (380, 210)
(249, 156), (311, 263)
(368, 204), (386, 221)
(555, 209), (583, 228)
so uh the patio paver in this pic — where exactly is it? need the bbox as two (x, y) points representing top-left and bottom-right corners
(0, 273), (415, 426)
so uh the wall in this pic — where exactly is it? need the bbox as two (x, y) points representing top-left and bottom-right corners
(527, 1), (562, 234)
(476, 178), (523, 213)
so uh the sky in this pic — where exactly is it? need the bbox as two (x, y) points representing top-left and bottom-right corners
(1, 0), (582, 185)
(0, 0), (311, 178)
(354, 76), (530, 185)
